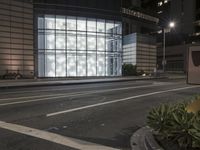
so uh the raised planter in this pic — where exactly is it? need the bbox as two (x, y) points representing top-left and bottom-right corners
(130, 126), (163, 150)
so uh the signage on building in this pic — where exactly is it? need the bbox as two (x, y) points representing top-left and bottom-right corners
(122, 8), (159, 24)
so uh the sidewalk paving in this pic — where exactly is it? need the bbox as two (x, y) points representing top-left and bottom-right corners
(0, 74), (186, 89)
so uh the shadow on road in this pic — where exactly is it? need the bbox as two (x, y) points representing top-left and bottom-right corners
(69, 126), (140, 150)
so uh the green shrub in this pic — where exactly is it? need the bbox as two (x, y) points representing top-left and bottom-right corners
(147, 98), (200, 149)
(147, 104), (174, 138)
(122, 64), (137, 76)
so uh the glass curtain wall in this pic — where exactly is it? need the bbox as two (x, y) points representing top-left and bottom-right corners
(37, 15), (122, 77)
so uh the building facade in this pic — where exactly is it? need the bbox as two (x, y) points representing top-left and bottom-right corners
(35, 0), (123, 77)
(36, 14), (122, 77)
(0, 0), (123, 78)
(142, 0), (199, 72)
(122, 0), (159, 35)
(123, 33), (157, 73)
(0, 0), (34, 77)
(0, 0), (159, 78)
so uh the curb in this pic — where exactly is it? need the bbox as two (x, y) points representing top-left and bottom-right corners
(130, 126), (163, 150)
(0, 77), (168, 89)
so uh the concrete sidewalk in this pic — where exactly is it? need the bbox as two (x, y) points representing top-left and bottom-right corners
(0, 75), (186, 89)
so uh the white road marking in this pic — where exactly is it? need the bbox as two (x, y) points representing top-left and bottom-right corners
(0, 84), (162, 106)
(0, 121), (119, 150)
(47, 85), (200, 117)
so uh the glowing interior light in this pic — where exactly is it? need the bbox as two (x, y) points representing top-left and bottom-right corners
(38, 15), (122, 77)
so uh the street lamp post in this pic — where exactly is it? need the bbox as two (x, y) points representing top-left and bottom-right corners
(163, 28), (166, 72)
(162, 21), (175, 72)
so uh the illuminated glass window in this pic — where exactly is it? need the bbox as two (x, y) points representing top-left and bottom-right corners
(56, 16), (65, 30)
(67, 31), (76, 50)
(87, 32), (96, 51)
(37, 15), (122, 77)
(106, 21), (114, 34)
(97, 33), (105, 51)
(87, 52), (96, 76)
(56, 50), (66, 77)
(67, 16), (76, 30)
(56, 31), (65, 49)
(87, 18), (96, 32)
(45, 15), (55, 29)
(97, 19), (105, 33)
(77, 17), (86, 31)
(45, 30), (55, 49)
(77, 52), (86, 76)
(38, 17), (44, 29)
(77, 32), (86, 50)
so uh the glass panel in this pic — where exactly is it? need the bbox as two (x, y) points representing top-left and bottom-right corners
(87, 18), (96, 32)
(106, 21), (114, 33)
(87, 32), (96, 51)
(38, 17), (44, 29)
(106, 55), (114, 76)
(115, 21), (122, 34)
(77, 52), (86, 76)
(77, 32), (86, 50)
(56, 32), (65, 49)
(56, 51), (66, 77)
(97, 52), (105, 76)
(38, 53), (45, 77)
(67, 53), (76, 76)
(117, 36), (122, 52)
(117, 56), (122, 76)
(113, 57), (118, 76)
(106, 36), (114, 52)
(45, 15), (55, 29)
(87, 52), (96, 76)
(67, 31), (76, 50)
(45, 53), (55, 77)
(97, 19), (105, 33)
(113, 39), (118, 52)
(45, 30), (55, 49)
(67, 16), (76, 30)
(56, 16), (65, 30)
(77, 17), (86, 31)
(97, 33), (105, 51)
(38, 32), (44, 49)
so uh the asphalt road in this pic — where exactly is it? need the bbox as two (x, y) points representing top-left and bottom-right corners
(0, 79), (199, 150)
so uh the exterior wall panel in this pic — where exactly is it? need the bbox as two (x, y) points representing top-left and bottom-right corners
(0, 0), (34, 77)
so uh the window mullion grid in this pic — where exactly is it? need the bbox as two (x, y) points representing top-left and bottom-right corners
(44, 16), (47, 77)
(64, 16), (67, 77)
(75, 17), (77, 77)
(105, 20), (107, 76)
(55, 15), (56, 77)
(96, 19), (97, 76)
(86, 18), (88, 77)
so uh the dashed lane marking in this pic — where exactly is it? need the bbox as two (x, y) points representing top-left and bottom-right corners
(47, 85), (200, 117)
(0, 84), (162, 106)
(0, 84), (158, 101)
